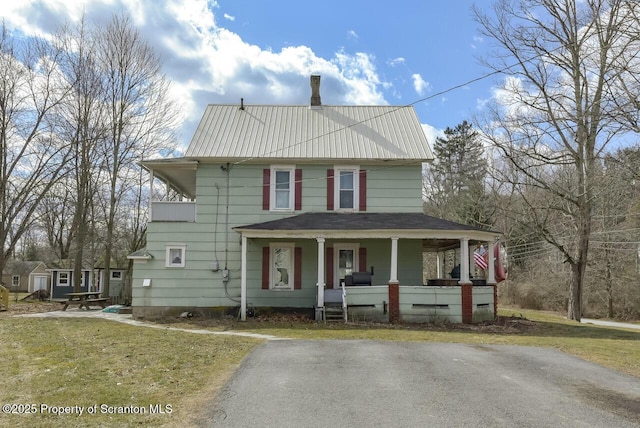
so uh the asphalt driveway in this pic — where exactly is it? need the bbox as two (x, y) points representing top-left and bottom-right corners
(207, 340), (640, 427)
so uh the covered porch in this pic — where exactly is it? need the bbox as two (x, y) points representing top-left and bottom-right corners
(235, 212), (501, 324)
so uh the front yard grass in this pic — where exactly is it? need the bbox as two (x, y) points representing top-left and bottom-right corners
(1, 306), (638, 427)
(0, 317), (261, 427)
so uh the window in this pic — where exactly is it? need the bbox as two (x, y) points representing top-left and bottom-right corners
(58, 272), (69, 286)
(264, 166), (302, 211)
(334, 166), (359, 210)
(270, 243), (294, 290)
(12, 275), (19, 287)
(111, 271), (122, 280)
(166, 244), (186, 268)
(272, 168), (293, 210)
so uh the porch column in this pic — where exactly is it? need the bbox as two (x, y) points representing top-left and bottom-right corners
(240, 235), (247, 321)
(459, 237), (473, 324)
(458, 237), (471, 284)
(389, 237), (400, 323)
(390, 237), (399, 283)
(436, 251), (444, 278)
(316, 238), (326, 319)
(487, 240), (497, 321)
(148, 168), (154, 221)
(487, 241), (496, 285)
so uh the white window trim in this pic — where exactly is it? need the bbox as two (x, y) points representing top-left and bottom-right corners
(334, 165), (360, 211)
(334, 243), (360, 286)
(111, 271), (122, 280)
(270, 165), (296, 211)
(269, 242), (295, 290)
(166, 244), (187, 268)
(58, 272), (70, 286)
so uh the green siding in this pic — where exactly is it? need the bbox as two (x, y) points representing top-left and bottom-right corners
(132, 162), (426, 310)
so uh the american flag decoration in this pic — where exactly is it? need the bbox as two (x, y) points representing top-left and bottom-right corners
(474, 245), (488, 270)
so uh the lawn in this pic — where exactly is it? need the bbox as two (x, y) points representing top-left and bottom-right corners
(0, 316), (261, 427)
(1, 303), (638, 427)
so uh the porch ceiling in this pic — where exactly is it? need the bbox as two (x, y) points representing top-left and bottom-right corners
(141, 158), (198, 199)
(234, 212), (499, 243)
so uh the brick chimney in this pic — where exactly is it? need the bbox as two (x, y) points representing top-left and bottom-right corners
(310, 75), (321, 107)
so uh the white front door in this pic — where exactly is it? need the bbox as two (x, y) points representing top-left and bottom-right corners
(334, 243), (359, 287)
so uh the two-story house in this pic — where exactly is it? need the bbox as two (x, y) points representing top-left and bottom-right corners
(129, 76), (500, 323)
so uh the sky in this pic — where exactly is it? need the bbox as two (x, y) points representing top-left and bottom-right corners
(0, 0), (499, 152)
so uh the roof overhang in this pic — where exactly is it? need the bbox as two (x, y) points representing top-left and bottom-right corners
(141, 158), (198, 199)
(234, 212), (500, 248)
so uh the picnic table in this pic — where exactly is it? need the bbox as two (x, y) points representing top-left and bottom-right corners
(61, 291), (108, 311)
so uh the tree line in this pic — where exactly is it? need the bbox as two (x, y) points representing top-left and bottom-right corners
(0, 13), (178, 298)
(424, 0), (640, 321)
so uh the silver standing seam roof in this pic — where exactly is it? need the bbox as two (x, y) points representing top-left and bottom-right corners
(185, 104), (434, 161)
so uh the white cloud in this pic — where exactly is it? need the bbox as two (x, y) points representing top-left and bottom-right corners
(387, 57), (405, 67)
(223, 13), (235, 21)
(421, 123), (444, 148)
(2, 0), (390, 150)
(412, 73), (430, 96)
(347, 29), (358, 39)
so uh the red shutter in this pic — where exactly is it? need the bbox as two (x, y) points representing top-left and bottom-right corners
(262, 247), (270, 289)
(359, 247), (367, 272)
(326, 247), (334, 289)
(262, 169), (270, 210)
(359, 170), (367, 211)
(295, 169), (302, 211)
(327, 169), (334, 210)
(294, 247), (302, 289)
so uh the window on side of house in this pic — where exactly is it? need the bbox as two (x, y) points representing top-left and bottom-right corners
(270, 242), (294, 290)
(166, 245), (187, 268)
(335, 166), (359, 211)
(111, 271), (122, 280)
(270, 166), (295, 211)
(58, 272), (69, 286)
(12, 275), (19, 287)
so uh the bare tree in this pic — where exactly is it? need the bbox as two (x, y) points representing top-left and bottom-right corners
(475, 0), (639, 321)
(56, 18), (108, 292)
(0, 23), (72, 277)
(96, 13), (178, 297)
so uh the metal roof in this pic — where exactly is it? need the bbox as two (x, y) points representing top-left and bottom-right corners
(185, 104), (434, 161)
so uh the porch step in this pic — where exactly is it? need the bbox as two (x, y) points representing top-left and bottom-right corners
(324, 305), (345, 322)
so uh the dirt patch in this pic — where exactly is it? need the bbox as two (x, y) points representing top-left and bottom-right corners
(0, 301), (62, 318)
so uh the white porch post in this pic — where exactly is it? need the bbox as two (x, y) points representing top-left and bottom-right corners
(487, 240), (496, 285)
(148, 168), (154, 221)
(469, 242), (475, 279)
(316, 237), (325, 308)
(390, 237), (399, 283)
(436, 252), (442, 278)
(240, 235), (247, 321)
(459, 237), (471, 284)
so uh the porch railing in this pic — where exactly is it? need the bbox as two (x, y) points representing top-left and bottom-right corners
(151, 201), (196, 222)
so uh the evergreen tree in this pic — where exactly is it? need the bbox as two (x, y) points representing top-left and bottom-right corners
(423, 120), (490, 227)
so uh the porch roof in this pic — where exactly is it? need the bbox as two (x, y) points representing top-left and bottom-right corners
(234, 212), (499, 244)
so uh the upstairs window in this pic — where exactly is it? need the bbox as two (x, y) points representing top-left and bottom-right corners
(273, 167), (294, 210)
(263, 166), (302, 211)
(331, 166), (364, 211)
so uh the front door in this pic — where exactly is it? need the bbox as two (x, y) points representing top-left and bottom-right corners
(334, 243), (359, 287)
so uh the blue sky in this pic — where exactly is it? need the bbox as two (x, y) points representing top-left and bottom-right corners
(0, 0), (497, 150)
